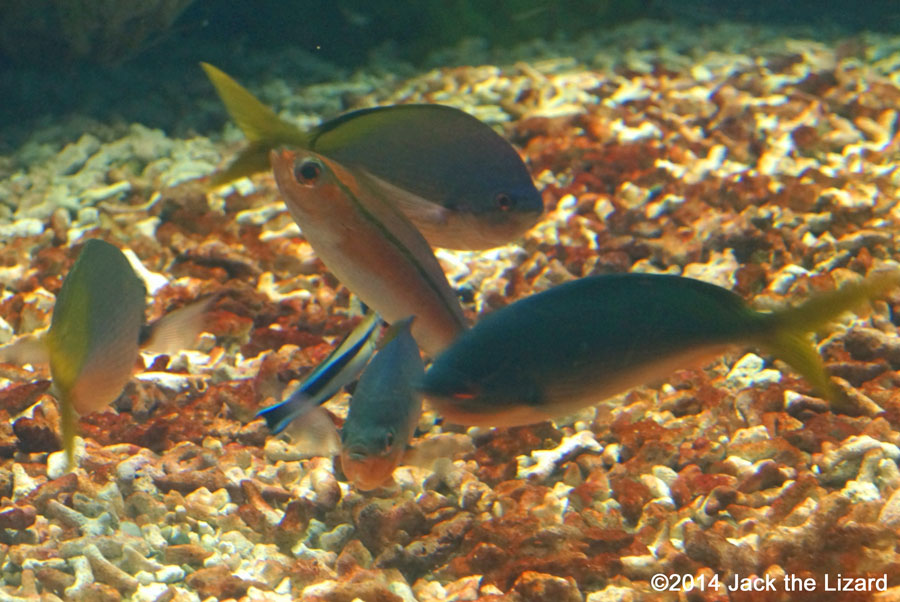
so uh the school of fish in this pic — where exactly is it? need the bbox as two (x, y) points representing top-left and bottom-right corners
(4, 64), (898, 487)
(202, 64), (900, 488)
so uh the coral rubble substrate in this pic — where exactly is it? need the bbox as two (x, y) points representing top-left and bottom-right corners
(2, 19), (900, 602)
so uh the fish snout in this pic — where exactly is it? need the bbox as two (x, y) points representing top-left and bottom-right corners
(340, 448), (402, 491)
(269, 148), (296, 172)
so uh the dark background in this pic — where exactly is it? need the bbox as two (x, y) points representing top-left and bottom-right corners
(0, 0), (897, 152)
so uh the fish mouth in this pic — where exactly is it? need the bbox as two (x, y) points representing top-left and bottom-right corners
(269, 148), (296, 169)
(340, 449), (401, 491)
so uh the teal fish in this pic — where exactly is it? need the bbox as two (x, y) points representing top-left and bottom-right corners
(340, 317), (424, 491)
(0, 239), (209, 467)
(421, 271), (900, 427)
(257, 311), (383, 434)
(269, 148), (467, 356)
(201, 62), (543, 250)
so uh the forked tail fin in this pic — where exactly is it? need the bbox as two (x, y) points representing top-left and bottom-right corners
(200, 62), (309, 186)
(760, 268), (900, 409)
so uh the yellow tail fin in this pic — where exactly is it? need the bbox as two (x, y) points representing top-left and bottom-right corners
(761, 268), (900, 409)
(60, 393), (77, 469)
(200, 62), (308, 186)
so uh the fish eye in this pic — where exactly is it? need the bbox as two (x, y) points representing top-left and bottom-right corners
(384, 432), (395, 449)
(294, 159), (323, 185)
(495, 192), (515, 211)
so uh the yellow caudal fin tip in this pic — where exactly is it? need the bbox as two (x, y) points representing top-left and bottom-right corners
(765, 266), (900, 412)
(199, 61), (302, 144)
(200, 62), (308, 186)
(58, 396), (77, 471)
(200, 61), (272, 141)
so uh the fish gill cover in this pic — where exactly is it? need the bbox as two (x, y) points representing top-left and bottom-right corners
(1, 3), (900, 602)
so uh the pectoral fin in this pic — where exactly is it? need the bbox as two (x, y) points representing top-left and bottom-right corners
(140, 296), (215, 355)
(280, 406), (342, 457)
(0, 332), (50, 367)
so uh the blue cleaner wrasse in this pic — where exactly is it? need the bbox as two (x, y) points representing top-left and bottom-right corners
(0, 239), (210, 467)
(340, 316), (424, 491)
(257, 310), (384, 434)
(421, 270), (900, 427)
(200, 62), (543, 250)
(269, 148), (467, 356)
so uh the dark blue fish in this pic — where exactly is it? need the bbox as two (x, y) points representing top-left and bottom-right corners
(340, 316), (424, 490)
(422, 271), (900, 427)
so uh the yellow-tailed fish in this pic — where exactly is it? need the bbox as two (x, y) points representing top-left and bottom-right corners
(257, 311), (384, 434)
(200, 62), (543, 250)
(0, 239), (208, 467)
(45, 239), (146, 467)
(340, 316), (424, 491)
(421, 271), (900, 427)
(270, 148), (467, 356)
